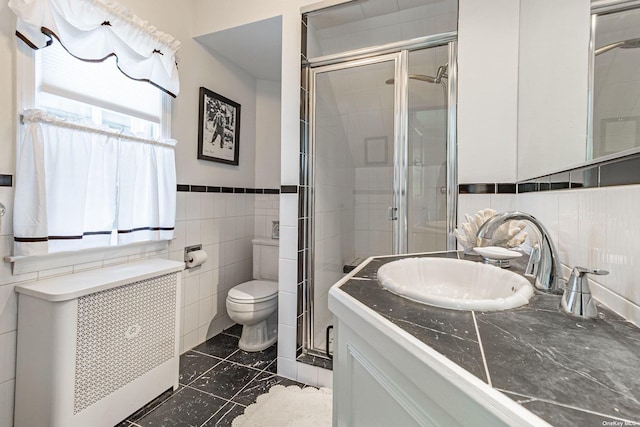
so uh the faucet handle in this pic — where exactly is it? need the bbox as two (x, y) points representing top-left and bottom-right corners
(571, 266), (608, 275)
(561, 266), (609, 319)
(567, 267), (609, 293)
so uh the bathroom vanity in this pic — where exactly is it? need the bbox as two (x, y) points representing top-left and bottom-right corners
(328, 252), (640, 426)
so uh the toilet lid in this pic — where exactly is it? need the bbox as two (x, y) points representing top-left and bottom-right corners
(228, 280), (278, 303)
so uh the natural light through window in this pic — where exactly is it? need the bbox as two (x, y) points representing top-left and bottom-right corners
(36, 38), (162, 138)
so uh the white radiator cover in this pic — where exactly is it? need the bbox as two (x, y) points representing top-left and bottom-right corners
(14, 259), (184, 427)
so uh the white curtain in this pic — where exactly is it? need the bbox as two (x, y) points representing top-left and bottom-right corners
(14, 109), (176, 256)
(117, 138), (176, 245)
(8, 0), (181, 97)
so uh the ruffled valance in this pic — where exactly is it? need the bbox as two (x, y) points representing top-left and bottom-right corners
(9, 0), (181, 97)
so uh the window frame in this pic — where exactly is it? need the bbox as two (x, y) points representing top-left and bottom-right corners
(17, 41), (172, 146)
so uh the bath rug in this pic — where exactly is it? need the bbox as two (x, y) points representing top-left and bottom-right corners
(231, 384), (332, 427)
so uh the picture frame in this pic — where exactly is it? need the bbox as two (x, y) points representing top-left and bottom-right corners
(197, 87), (241, 165)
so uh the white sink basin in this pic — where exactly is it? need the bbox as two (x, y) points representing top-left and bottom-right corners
(376, 257), (534, 311)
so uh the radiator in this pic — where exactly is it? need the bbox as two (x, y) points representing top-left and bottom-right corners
(14, 259), (184, 427)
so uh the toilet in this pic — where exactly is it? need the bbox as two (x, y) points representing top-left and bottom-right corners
(226, 238), (279, 352)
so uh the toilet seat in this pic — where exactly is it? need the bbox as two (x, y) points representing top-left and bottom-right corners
(227, 280), (277, 304)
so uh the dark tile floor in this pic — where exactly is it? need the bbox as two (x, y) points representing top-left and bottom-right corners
(116, 324), (307, 427)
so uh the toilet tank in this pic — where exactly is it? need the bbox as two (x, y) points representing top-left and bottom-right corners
(252, 238), (279, 281)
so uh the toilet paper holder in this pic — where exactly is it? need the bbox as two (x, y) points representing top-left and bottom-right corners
(184, 244), (202, 262)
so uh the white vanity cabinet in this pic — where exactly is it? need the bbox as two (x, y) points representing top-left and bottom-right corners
(329, 286), (548, 427)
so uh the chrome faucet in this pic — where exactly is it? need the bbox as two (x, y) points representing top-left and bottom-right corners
(476, 211), (562, 294)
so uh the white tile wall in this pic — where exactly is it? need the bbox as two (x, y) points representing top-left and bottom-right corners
(170, 192), (256, 353)
(254, 194), (280, 239)
(354, 166), (392, 258)
(277, 193), (298, 370)
(296, 361), (320, 385)
(278, 290), (297, 329)
(276, 356), (298, 380)
(459, 185), (640, 326)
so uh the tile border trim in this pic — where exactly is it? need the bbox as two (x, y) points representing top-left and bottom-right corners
(459, 151), (640, 194)
(176, 184), (280, 194)
(281, 185), (298, 194)
(0, 174), (13, 187)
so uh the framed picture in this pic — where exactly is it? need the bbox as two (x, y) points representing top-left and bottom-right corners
(197, 87), (241, 165)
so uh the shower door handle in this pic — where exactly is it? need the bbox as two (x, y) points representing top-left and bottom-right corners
(388, 207), (398, 221)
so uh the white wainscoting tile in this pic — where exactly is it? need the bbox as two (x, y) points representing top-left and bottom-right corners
(183, 275), (200, 307)
(457, 194), (492, 226)
(490, 193), (517, 213)
(279, 258), (298, 293)
(579, 188), (609, 286)
(278, 291), (297, 328)
(277, 357), (298, 380)
(296, 362), (319, 387)
(198, 296), (214, 328)
(280, 194), (298, 227)
(317, 366), (333, 388)
(212, 194), (225, 219)
(279, 226), (298, 261)
(277, 325), (296, 360)
(182, 329), (198, 353)
(185, 220), (202, 247)
(603, 186), (640, 305)
(557, 190), (583, 269)
(201, 194), (215, 220)
(183, 302), (199, 334)
(175, 191), (187, 222)
(185, 193), (202, 221)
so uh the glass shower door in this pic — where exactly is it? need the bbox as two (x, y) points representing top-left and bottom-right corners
(407, 46), (450, 253)
(308, 45), (455, 356)
(311, 57), (396, 354)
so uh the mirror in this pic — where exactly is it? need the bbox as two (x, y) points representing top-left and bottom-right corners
(517, 1), (640, 181)
(591, 6), (640, 160)
(517, 0), (591, 181)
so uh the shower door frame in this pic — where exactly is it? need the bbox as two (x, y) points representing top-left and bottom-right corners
(303, 35), (458, 359)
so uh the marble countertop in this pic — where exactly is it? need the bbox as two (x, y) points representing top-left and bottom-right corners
(336, 251), (640, 426)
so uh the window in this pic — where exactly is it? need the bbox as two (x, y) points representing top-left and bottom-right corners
(35, 38), (164, 138)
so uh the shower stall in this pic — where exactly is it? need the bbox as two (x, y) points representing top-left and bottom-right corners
(301, 34), (458, 360)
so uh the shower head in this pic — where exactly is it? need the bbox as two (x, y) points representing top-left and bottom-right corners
(385, 63), (448, 85)
(595, 37), (640, 55)
(385, 74), (438, 84)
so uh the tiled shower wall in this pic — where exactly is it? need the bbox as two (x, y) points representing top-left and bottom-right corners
(458, 185), (640, 325)
(354, 166), (393, 259)
(313, 108), (355, 351)
(0, 184), (276, 427)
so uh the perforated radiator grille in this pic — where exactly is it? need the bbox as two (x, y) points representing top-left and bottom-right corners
(74, 272), (177, 414)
